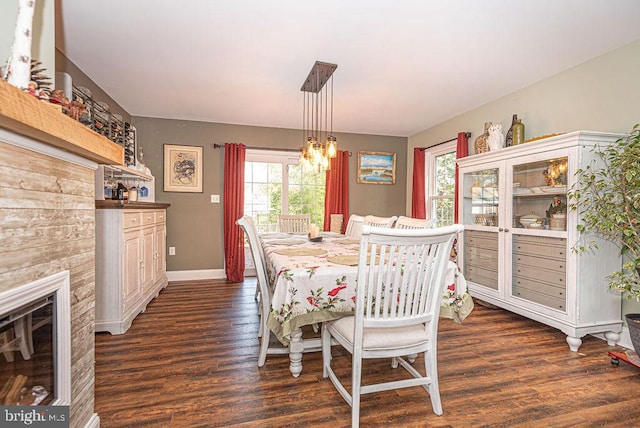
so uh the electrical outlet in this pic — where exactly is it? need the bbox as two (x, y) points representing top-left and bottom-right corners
(211, 194), (220, 203)
(169, 247), (176, 256)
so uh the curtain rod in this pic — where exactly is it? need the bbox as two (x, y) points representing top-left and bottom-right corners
(212, 143), (351, 156)
(415, 132), (471, 151)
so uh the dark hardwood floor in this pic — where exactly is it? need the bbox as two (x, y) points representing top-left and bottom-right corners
(95, 279), (640, 427)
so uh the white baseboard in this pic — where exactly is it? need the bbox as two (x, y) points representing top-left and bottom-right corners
(85, 413), (100, 428)
(167, 269), (227, 282)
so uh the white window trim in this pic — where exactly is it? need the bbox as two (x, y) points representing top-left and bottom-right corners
(424, 141), (456, 223)
(245, 149), (299, 213)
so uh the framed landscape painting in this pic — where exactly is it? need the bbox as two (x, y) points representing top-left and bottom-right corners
(357, 151), (396, 184)
(164, 144), (203, 192)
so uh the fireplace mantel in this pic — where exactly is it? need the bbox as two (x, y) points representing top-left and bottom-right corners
(0, 79), (123, 165)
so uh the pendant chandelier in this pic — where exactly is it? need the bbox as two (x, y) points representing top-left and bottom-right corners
(299, 61), (338, 172)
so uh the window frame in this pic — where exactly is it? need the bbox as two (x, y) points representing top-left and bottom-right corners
(424, 141), (457, 226)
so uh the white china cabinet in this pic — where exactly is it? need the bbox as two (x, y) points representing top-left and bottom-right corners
(457, 131), (624, 351)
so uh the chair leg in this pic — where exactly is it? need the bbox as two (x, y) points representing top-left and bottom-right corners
(14, 317), (31, 360)
(257, 322), (270, 367)
(321, 324), (331, 378)
(257, 304), (263, 338)
(424, 349), (443, 415)
(351, 349), (363, 428)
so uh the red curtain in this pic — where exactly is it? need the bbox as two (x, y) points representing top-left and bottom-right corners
(454, 132), (469, 223)
(411, 147), (426, 219)
(223, 143), (246, 282)
(324, 150), (350, 232)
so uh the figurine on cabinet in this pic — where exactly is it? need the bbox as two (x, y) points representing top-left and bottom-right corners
(487, 123), (505, 151)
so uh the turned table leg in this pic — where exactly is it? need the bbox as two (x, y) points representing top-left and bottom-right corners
(289, 328), (303, 377)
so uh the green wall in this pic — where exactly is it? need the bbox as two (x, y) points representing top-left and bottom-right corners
(407, 39), (640, 316)
(132, 117), (407, 272)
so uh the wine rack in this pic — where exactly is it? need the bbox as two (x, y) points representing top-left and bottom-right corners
(71, 85), (137, 167)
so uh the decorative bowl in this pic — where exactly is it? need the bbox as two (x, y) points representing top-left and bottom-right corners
(520, 214), (543, 228)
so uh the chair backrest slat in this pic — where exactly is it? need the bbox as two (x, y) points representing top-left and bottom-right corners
(278, 214), (311, 233)
(357, 225), (463, 329)
(395, 215), (436, 229)
(237, 216), (271, 309)
(364, 215), (398, 228)
(345, 214), (365, 239)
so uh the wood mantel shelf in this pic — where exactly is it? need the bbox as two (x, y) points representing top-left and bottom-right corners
(0, 79), (123, 165)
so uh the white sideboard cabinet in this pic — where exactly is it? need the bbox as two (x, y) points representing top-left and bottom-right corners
(95, 204), (170, 334)
(457, 131), (624, 351)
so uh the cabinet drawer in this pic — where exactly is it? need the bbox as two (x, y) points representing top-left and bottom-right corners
(513, 275), (566, 297)
(155, 210), (166, 224)
(465, 265), (499, 290)
(513, 235), (566, 258)
(512, 285), (566, 311)
(465, 247), (498, 265)
(513, 264), (565, 285)
(123, 212), (141, 229)
(513, 253), (566, 272)
(465, 231), (498, 250)
(141, 211), (155, 226)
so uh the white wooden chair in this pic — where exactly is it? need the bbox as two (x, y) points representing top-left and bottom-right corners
(237, 216), (289, 366)
(237, 215), (264, 302)
(395, 216), (436, 229)
(278, 214), (311, 233)
(322, 224), (464, 427)
(363, 214), (397, 228)
(345, 214), (365, 239)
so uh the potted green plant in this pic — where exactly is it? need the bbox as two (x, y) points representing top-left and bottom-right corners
(568, 124), (640, 352)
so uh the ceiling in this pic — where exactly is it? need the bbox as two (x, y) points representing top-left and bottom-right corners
(55, 0), (640, 137)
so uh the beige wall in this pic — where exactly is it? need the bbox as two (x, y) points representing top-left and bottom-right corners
(55, 49), (131, 122)
(407, 39), (640, 315)
(132, 116), (407, 272)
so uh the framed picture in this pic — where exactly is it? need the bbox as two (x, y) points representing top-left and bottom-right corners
(163, 144), (203, 192)
(357, 151), (396, 184)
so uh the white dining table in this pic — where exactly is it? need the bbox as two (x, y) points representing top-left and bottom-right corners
(261, 231), (473, 377)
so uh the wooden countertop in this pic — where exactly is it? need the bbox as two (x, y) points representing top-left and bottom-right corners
(96, 200), (171, 210)
(0, 80), (123, 165)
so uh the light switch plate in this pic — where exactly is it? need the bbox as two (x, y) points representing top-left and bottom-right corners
(211, 194), (220, 203)
(169, 247), (176, 256)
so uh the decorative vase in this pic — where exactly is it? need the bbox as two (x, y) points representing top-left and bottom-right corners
(505, 114), (518, 147)
(512, 119), (525, 145)
(549, 214), (566, 231)
(626, 314), (640, 355)
(474, 122), (491, 154)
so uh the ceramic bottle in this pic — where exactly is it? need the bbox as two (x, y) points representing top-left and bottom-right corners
(512, 119), (525, 145)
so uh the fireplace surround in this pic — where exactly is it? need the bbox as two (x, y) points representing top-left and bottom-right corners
(0, 271), (71, 406)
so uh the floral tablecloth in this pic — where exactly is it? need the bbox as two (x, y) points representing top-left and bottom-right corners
(261, 232), (474, 345)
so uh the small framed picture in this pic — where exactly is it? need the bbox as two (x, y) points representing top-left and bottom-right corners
(357, 151), (396, 184)
(163, 144), (203, 192)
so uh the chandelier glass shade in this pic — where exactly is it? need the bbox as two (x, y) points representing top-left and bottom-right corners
(299, 61), (338, 172)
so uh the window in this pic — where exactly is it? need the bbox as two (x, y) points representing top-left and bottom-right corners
(244, 150), (325, 233)
(424, 142), (456, 226)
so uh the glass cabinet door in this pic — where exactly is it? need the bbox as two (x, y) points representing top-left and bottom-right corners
(461, 167), (501, 292)
(511, 155), (568, 232)
(461, 168), (500, 227)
